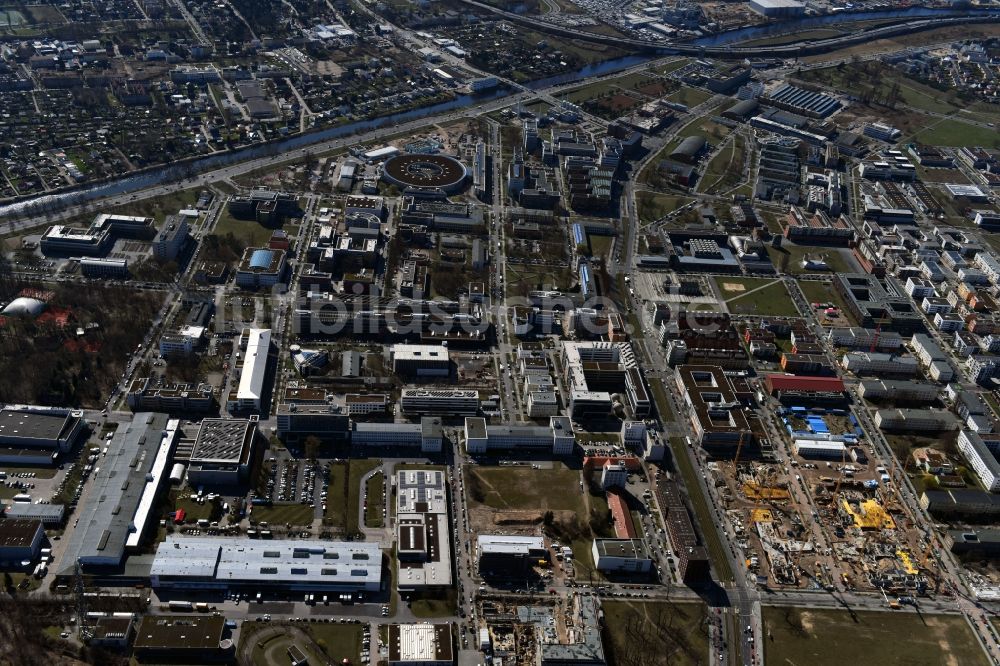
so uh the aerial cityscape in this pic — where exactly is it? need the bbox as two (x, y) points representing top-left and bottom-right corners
(0, 0), (999, 664)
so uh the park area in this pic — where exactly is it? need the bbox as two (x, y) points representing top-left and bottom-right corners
(242, 622), (362, 666)
(601, 600), (709, 666)
(715, 277), (799, 317)
(762, 607), (989, 666)
(463, 463), (617, 580)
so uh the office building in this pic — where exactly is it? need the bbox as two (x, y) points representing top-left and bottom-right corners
(40, 214), (154, 256)
(675, 365), (754, 457)
(388, 624), (454, 666)
(396, 470), (451, 591)
(858, 379), (938, 403)
(352, 417), (443, 453)
(958, 430), (1000, 492)
(392, 344), (451, 377)
(275, 404), (350, 442)
(345, 393), (389, 415)
(150, 536), (382, 591)
(464, 416), (574, 455)
(591, 539), (652, 573)
(235, 247), (287, 289)
(152, 216), (189, 261)
(875, 409), (957, 432)
(657, 481), (710, 583)
(477, 535), (547, 578)
(233, 328), (271, 411)
(77, 257), (129, 278)
(600, 461), (628, 489)
(187, 417), (260, 486)
(400, 389), (479, 416)
(126, 378), (215, 413)
(3, 503), (65, 525)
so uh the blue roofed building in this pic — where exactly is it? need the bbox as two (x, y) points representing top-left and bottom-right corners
(235, 247), (287, 289)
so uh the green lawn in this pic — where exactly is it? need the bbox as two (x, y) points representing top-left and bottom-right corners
(766, 244), (855, 275)
(635, 192), (695, 223)
(0, 465), (58, 479)
(798, 280), (858, 326)
(173, 495), (222, 523)
(465, 465), (584, 512)
(325, 462), (348, 529)
(409, 589), (458, 618)
(213, 211), (283, 247)
(914, 119), (1000, 148)
(763, 607), (989, 666)
(346, 458), (381, 536)
(699, 134), (746, 195)
(250, 503), (314, 526)
(365, 471), (385, 528)
(308, 624), (363, 665)
(665, 86), (714, 108)
(716, 277), (799, 317)
(602, 601), (709, 666)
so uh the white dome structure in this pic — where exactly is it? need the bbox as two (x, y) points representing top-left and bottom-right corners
(1, 297), (46, 318)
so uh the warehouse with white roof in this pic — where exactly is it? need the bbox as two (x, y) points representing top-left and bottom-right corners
(150, 536), (382, 592)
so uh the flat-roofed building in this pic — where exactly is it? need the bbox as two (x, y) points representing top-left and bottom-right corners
(464, 416), (574, 455)
(133, 615), (229, 662)
(152, 216), (189, 261)
(235, 247), (287, 289)
(3, 502), (65, 525)
(187, 417), (260, 486)
(150, 536), (382, 591)
(561, 341), (649, 418)
(477, 535), (546, 578)
(0, 405), (87, 464)
(58, 413), (179, 572)
(0, 519), (44, 565)
(346, 393), (389, 415)
(392, 344), (451, 377)
(396, 470), (451, 591)
(592, 538), (652, 573)
(875, 408), (957, 433)
(232, 328), (271, 411)
(675, 365), (754, 457)
(276, 404), (350, 442)
(77, 257), (128, 278)
(400, 388), (479, 416)
(388, 623), (454, 666)
(126, 377), (215, 413)
(352, 417), (443, 453)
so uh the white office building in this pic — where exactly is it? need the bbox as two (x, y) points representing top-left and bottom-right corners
(464, 416), (574, 455)
(233, 328), (271, 411)
(958, 430), (1000, 492)
(400, 388), (479, 416)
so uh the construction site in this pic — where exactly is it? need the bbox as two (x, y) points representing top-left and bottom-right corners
(478, 592), (605, 666)
(711, 405), (940, 599)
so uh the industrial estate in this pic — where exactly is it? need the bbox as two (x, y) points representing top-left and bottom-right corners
(1, 0), (1000, 665)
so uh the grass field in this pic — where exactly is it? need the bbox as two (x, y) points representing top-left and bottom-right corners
(665, 86), (714, 109)
(466, 465), (584, 511)
(504, 264), (573, 299)
(308, 624), (363, 665)
(213, 212), (283, 247)
(559, 71), (656, 105)
(798, 280), (858, 324)
(699, 134), (746, 195)
(635, 191), (694, 223)
(653, 58), (690, 75)
(346, 458), (381, 535)
(602, 600), (709, 666)
(250, 503), (314, 526)
(365, 471), (384, 528)
(766, 244), (855, 275)
(914, 119), (1000, 149)
(762, 607), (989, 666)
(409, 589), (458, 618)
(717, 277), (799, 317)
